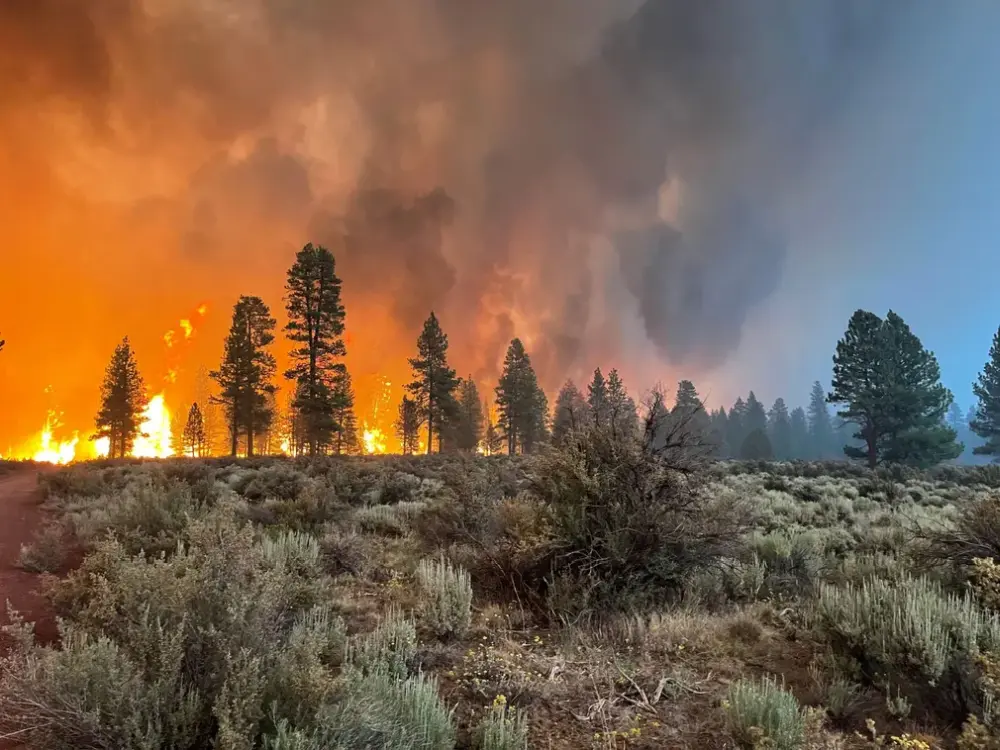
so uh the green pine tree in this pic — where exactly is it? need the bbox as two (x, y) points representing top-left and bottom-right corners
(454, 377), (485, 452)
(829, 309), (961, 468)
(330, 366), (359, 455)
(767, 398), (792, 460)
(407, 312), (460, 454)
(182, 402), (207, 457)
(211, 296), (277, 457)
(789, 406), (809, 460)
(552, 380), (590, 446)
(607, 369), (638, 440)
(740, 428), (774, 460)
(587, 368), (610, 428)
(710, 407), (729, 457)
(807, 381), (834, 459)
(726, 397), (747, 457)
(284, 243), (347, 456)
(673, 380), (711, 436)
(495, 338), (547, 454)
(395, 396), (422, 455)
(745, 392), (767, 434)
(971, 325), (1000, 460)
(93, 336), (148, 459)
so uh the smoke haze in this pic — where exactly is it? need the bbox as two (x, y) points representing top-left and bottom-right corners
(1, 0), (990, 451)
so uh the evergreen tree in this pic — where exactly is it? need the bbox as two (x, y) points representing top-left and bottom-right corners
(330, 367), (359, 455)
(284, 243), (347, 456)
(673, 380), (711, 436)
(740, 428), (774, 460)
(789, 407), (809, 460)
(587, 368), (610, 428)
(807, 381), (834, 459)
(182, 403), (207, 457)
(767, 398), (792, 460)
(710, 407), (729, 457)
(552, 380), (591, 446)
(93, 336), (148, 459)
(829, 309), (961, 468)
(495, 338), (548, 454)
(607, 369), (638, 439)
(407, 312), (460, 454)
(454, 377), (485, 452)
(483, 401), (503, 455)
(745, 392), (768, 434)
(395, 395), (421, 455)
(211, 296), (277, 457)
(971, 325), (1000, 460)
(726, 397), (747, 457)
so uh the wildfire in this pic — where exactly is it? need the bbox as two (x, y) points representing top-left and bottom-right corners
(362, 374), (394, 454)
(164, 304), (209, 349)
(32, 411), (78, 464)
(132, 394), (173, 458)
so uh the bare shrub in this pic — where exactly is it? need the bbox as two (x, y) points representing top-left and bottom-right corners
(916, 493), (1000, 572)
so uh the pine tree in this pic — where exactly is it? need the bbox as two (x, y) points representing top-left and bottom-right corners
(971, 325), (1000, 460)
(740, 428), (774, 460)
(587, 368), (610, 428)
(710, 407), (729, 457)
(394, 396), (421, 455)
(607, 369), (638, 439)
(407, 312), (460, 454)
(93, 336), (148, 458)
(726, 398), (747, 457)
(552, 380), (590, 446)
(745, 392), (767, 435)
(495, 338), (548, 454)
(483, 401), (503, 455)
(807, 381), (834, 459)
(182, 403), (207, 457)
(330, 366), (359, 455)
(829, 309), (961, 468)
(454, 377), (485, 452)
(284, 243), (347, 456)
(211, 296), (277, 457)
(673, 380), (711, 436)
(767, 398), (792, 460)
(789, 407), (809, 460)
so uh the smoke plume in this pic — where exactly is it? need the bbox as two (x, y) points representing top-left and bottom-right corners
(0, 0), (930, 444)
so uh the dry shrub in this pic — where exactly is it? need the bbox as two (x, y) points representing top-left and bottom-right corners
(18, 521), (68, 573)
(917, 493), (1000, 572)
(528, 407), (751, 619)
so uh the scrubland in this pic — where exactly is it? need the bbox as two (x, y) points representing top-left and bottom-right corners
(5, 433), (1000, 749)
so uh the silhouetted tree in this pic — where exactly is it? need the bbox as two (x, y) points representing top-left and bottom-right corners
(454, 377), (485, 452)
(211, 296), (277, 457)
(587, 368), (610, 428)
(395, 396), (421, 455)
(740, 428), (774, 460)
(971, 325), (1000, 461)
(807, 381), (835, 459)
(330, 367), (359, 455)
(182, 403), (207, 457)
(407, 312), (460, 454)
(93, 337), (148, 459)
(673, 380), (711, 436)
(284, 243), (346, 456)
(829, 309), (960, 468)
(789, 407), (809, 460)
(745, 392), (767, 435)
(727, 398), (748, 457)
(483, 401), (503, 455)
(495, 338), (548, 454)
(552, 380), (590, 446)
(768, 398), (792, 460)
(710, 407), (729, 457)
(607, 369), (638, 439)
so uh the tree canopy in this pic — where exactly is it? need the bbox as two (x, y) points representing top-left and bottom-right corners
(407, 312), (460, 454)
(93, 337), (148, 459)
(971, 324), (1000, 460)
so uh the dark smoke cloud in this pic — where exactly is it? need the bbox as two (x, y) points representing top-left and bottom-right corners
(0, 0), (928, 392)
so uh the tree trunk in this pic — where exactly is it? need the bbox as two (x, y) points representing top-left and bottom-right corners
(230, 421), (238, 457)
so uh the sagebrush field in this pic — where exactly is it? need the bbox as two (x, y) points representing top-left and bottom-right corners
(4, 434), (1000, 749)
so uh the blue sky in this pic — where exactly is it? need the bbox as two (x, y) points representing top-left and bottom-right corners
(721, 2), (1000, 413)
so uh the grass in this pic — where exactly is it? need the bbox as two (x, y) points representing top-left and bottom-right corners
(6, 448), (1000, 748)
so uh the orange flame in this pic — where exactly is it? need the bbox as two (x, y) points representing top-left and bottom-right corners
(32, 410), (78, 464)
(362, 375), (393, 454)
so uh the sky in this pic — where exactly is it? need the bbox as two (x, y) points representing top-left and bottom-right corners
(1, 0), (1000, 455)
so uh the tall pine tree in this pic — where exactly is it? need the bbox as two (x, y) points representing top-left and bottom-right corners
(407, 312), (460, 454)
(211, 296), (277, 457)
(745, 392), (768, 435)
(587, 368), (610, 428)
(182, 403), (207, 457)
(552, 380), (590, 446)
(454, 377), (485, 452)
(829, 309), (960, 468)
(284, 243), (347, 456)
(330, 367), (359, 455)
(710, 407), (729, 457)
(495, 338), (547, 454)
(789, 407), (809, 460)
(726, 397), (747, 457)
(971, 324), (1000, 460)
(767, 398), (792, 460)
(395, 396), (421, 455)
(807, 381), (834, 459)
(93, 337), (148, 459)
(673, 380), (711, 436)
(607, 369), (638, 439)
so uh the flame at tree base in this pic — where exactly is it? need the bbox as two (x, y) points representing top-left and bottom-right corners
(32, 412), (78, 464)
(94, 393), (173, 459)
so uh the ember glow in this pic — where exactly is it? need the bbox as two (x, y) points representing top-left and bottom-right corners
(362, 375), (394, 455)
(32, 411), (79, 465)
